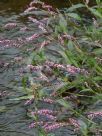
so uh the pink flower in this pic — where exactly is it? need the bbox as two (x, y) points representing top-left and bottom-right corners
(28, 17), (43, 26)
(24, 98), (34, 105)
(29, 121), (44, 128)
(0, 36), (5, 39)
(14, 57), (22, 62)
(0, 91), (8, 97)
(63, 34), (75, 41)
(24, 7), (37, 13)
(0, 39), (16, 44)
(43, 122), (69, 132)
(69, 118), (80, 131)
(39, 73), (48, 81)
(31, 109), (57, 120)
(58, 35), (64, 45)
(41, 18), (49, 23)
(38, 25), (47, 32)
(42, 4), (52, 9)
(26, 34), (39, 42)
(20, 26), (28, 32)
(40, 40), (50, 49)
(27, 65), (42, 71)
(42, 3), (54, 13)
(4, 23), (17, 29)
(42, 98), (54, 104)
(31, 109), (56, 115)
(66, 65), (79, 74)
(29, 0), (42, 7)
(45, 61), (87, 75)
(87, 111), (102, 119)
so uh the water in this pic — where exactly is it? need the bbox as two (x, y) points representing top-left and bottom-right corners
(41, 0), (85, 8)
(0, 1), (35, 136)
(0, 0), (96, 136)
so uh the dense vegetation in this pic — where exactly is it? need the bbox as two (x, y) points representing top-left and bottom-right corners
(0, 0), (102, 136)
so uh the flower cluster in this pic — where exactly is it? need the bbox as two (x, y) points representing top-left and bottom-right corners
(28, 16), (47, 32)
(28, 17), (44, 26)
(29, 120), (71, 132)
(28, 0), (56, 14)
(0, 91), (8, 98)
(29, 109), (57, 122)
(68, 118), (80, 131)
(87, 111), (102, 120)
(42, 97), (54, 104)
(31, 109), (57, 120)
(43, 122), (69, 132)
(24, 7), (37, 13)
(4, 23), (17, 29)
(27, 65), (42, 71)
(25, 33), (39, 42)
(29, 121), (44, 128)
(58, 34), (76, 45)
(45, 61), (86, 74)
(24, 98), (34, 106)
(28, 115), (81, 132)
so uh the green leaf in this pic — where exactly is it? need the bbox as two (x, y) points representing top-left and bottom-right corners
(79, 120), (88, 136)
(89, 8), (102, 18)
(93, 48), (102, 55)
(94, 94), (102, 100)
(67, 40), (74, 51)
(0, 106), (7, 113)
(93, 76), (102, 81)
(56, 99), (71, 108)
(67, 4), (85, 12)
(10, 95), (33, 101)
(80, 89), (94, 93)
(68, 13), (81, 20)
(59, 13), (68, 33)
(47, 133), (55, 136)
(96, 0), (101, 5)
(58, 50), (72, 64)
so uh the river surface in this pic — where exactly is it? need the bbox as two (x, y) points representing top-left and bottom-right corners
(0, 1), (96, 136)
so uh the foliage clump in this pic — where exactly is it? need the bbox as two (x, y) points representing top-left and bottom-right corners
(1, 0), (102, 136)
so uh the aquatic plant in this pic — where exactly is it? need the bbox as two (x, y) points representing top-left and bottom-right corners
(1, 0), (102, 135)
(23, 1), (102, 135)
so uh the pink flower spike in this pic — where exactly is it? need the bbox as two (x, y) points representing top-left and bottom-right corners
(38, 25), (47, 32)
(24, 98), (34, 105)
(31, 109), (57, 120)
(29, 121), (44, 128)
(26, 34), (39, 42)
(24, 7), (37, 13)
(0, 36), (5, 39)
(45, 114), (56, 120)
(27, 65), (42, 71)
(31, 109), (56, 115)
(29, 0), (42, 7)
(4, 23), (17, 29)
(28, 17), (43, 26)
(43, 122), (69, 132)
(69, 118), (80, 131)
(88, 111), (102, 119)
(0, 39), (16, 44)
(40, 40), (50, 49)
(42, 98), (54, 104)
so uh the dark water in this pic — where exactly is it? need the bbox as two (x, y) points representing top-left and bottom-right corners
(0, 0), (31, 13)
(41, 0), (84, 8)
(0, 0), (94, 15)
(0, 0), (96, 136)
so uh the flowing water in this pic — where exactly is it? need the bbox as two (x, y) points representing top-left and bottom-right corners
(0, 1), (96, 136)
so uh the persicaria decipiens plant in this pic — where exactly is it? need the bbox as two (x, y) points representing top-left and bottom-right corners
(1, 0), (102, 135)
(28, 108), (81, 132)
